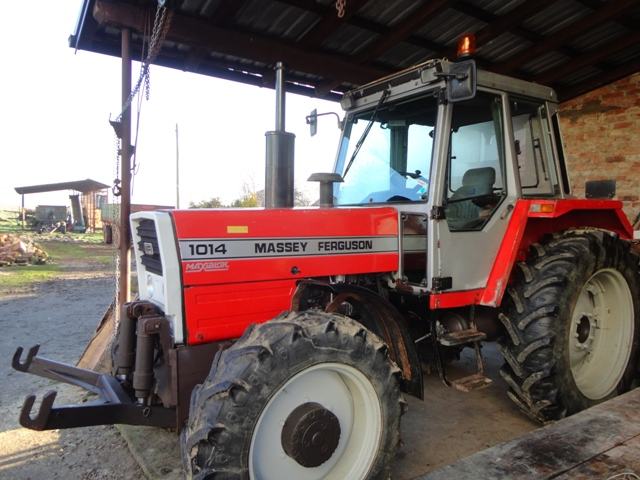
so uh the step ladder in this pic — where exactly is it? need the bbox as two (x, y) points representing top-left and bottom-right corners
(432, 312), (493, 392)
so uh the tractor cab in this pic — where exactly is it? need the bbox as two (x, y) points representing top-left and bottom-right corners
(328, 57), (570, 292)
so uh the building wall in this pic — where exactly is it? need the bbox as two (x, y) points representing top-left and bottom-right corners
(559, 72), (640, 225)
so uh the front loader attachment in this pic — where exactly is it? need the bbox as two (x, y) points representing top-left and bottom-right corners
(12, 344), (175, 431)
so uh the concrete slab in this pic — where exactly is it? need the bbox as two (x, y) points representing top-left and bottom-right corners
(119, 344), (538, 479)
(421, 388), (640, 479)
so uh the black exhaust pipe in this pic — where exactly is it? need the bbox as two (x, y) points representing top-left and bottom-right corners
(265, 62), (295, 209)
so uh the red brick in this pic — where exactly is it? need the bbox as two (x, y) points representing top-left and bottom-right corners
(560, 72), (639, 215)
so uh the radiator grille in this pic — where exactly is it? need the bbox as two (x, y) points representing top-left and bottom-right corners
(137, 219), (162, 275)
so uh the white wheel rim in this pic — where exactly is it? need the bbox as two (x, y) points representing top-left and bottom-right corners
(569, 268), (635, 400)
(248, 362), (382, 480)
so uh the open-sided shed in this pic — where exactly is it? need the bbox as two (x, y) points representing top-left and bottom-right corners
(14, 178), (109, 231)
(71, 0), (640, 102)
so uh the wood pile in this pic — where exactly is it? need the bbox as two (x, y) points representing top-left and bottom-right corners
(0, 234), (48, 266)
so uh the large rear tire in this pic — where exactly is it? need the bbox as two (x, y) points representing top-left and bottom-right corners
(499, 231), (640, 422)
(181, 311), (404, 479)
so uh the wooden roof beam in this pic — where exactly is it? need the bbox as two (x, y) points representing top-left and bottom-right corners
(472, 0), (556, 49)
(534, 31), (640, 85)
(278, 0), (447, 54)
(355, 0), (456, 64)
(574, 0), (640, 32)
(297, 0), (371, 48)
(557, 58), (640, 100)
(93, 0), (388, 87)
(210, 0), (250, 26)
(494, 0), (638, 75)
(454, 1), (605, 60)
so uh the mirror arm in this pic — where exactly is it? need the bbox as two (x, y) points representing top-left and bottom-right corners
(306, 112), (344, 130)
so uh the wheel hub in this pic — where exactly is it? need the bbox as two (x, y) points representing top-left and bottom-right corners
(575, 314), (595, 347)
(281, 402), (341, 468)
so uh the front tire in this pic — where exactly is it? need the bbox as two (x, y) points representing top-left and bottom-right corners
(181, 311), (404, 479)
(499, 231), (640, 422)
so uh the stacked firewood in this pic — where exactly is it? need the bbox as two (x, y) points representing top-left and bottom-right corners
(0, 234), (48, 266)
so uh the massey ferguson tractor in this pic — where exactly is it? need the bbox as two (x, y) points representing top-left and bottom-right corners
(12, 52), (639, 479)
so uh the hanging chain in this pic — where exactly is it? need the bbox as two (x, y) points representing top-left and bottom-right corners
(112, 136), (122, 327)
(112, 136), (122, 197)
(115, 5), (173, 121)
(335, 0), (346, 18)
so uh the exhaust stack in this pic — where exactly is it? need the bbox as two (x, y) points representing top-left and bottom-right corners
(265, 62), (295, 209)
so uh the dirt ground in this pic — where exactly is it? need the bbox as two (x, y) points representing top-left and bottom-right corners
(0, 243), (145, 480)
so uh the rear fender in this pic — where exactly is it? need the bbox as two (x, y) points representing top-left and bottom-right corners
(292, 281), (424, 399)
(481, 199), (633, 306)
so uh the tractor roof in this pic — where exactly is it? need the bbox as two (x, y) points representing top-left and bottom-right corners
(341, 58), (557, 112)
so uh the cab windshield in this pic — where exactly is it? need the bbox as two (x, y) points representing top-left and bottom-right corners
(334, 93), (438, 205)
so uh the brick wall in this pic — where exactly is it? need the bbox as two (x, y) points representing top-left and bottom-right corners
(559, 72), (640, 225)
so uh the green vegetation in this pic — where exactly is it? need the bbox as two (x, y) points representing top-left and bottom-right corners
(41, 241), (113, 264)
(0, 238), (114, 294)
(0, 210), (23, 233)
(0, 263), (63, 289)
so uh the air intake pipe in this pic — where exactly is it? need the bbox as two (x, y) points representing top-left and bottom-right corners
(265, 62), (295, 209)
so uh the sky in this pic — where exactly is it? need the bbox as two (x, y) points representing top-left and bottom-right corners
(0, 1), (342, 210)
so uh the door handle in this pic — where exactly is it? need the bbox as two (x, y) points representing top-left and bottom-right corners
(500, 203), (514, 220)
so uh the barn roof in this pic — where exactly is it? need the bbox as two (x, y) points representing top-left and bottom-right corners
(70, 0), (640, 102)
(15, 179), (110, 195)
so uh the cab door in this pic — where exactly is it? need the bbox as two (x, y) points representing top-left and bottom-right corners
(427, 90), (520, 295)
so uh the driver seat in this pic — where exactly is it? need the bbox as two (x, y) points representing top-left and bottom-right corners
(446, 167), (496, 229)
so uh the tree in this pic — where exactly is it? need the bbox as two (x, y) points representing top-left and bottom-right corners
(230, 192), (259, 208)
(189, 197), (224, 208)
(190, 186), (312, 209)
(294, 189), (312, 207)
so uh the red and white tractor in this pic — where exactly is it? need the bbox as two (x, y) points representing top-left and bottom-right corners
(13, 56), (639, 479)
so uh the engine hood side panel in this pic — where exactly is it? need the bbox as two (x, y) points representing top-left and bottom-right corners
(171, 207), (400, 286)
(170, 207), (400, 344)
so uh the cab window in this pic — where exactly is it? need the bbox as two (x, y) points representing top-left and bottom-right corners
(445, 92), (506, 231)
(334, 94), (437, 205)
(510, 97), (560, 197)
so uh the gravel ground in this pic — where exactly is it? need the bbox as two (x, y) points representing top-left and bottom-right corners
(0, 276), (144, 480)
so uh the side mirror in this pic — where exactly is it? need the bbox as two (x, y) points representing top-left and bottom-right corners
(305, 110), (343, 137)
(446, 59), (477, 103)
(306, 109), (318, 136)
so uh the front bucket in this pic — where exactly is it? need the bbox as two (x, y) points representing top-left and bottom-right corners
(77, 301), (115, 372)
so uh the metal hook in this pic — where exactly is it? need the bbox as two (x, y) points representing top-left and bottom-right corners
(12, 345), (40, 372)
(19, 391), (57, 431)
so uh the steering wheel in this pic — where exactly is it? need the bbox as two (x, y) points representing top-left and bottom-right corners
(387, 195), (411, 202)
(398, 170), (423, 180)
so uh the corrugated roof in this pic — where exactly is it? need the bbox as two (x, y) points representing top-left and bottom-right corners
(70, 0), (640, 101)
(15, 179), (109, 195)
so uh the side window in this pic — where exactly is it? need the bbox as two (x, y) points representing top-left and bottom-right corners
(510, 98), (560, 197)
(445, 92), (506, 231)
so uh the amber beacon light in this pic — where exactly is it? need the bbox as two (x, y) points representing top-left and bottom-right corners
(457, 33), (476, 58)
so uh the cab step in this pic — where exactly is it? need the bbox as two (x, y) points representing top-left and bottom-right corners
(438, 329), (486, 346)
(450, 373), (493, 392)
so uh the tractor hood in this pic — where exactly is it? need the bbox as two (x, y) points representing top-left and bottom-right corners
(170, 207), (399, 286)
